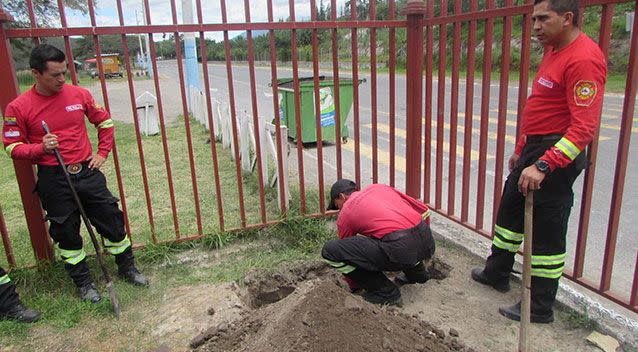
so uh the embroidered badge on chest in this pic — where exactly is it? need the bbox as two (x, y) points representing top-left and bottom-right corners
(65, 104), (83, 112)
(574, 80), (597, 107)
(538, 77), (554, 88)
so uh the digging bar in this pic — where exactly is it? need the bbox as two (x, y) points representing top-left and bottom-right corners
(41, 121), (121, 318)
(518, 191), (533, 352)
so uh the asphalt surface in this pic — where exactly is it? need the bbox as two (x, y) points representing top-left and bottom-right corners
(150, 59), (637, 305)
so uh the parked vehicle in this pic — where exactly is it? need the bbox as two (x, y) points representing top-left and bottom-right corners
(84, 53), (123, 79)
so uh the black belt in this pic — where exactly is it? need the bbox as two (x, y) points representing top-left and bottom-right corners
(37, 161), (90, 175)
(526, 134), (562, 143)
(381, 221), (428, 242)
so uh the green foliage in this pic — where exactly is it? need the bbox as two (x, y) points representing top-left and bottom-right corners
(564, 308), (596, 330)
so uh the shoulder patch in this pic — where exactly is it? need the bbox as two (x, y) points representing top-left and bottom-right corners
(4, 129), (20, 138)
(3, 116), (17, 125)
(574, 80), (597, 107)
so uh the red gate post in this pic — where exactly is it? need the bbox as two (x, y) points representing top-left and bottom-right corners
(0, 9), (54, 262)
(401, 0), (426, 198)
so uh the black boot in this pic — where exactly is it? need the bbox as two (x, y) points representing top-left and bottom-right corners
(64, 260), (101, 303)
(1, 302), (41, 323)
(394, 261), (429, 286)
(498, 301), (554, 324)
(115, 247), (149, 286)
(346, 269), (402, 306)
(0, 280), (41, 323)
(470, 268), (510, 293)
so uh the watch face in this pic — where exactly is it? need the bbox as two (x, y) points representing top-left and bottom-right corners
(535, 160), (549, 173)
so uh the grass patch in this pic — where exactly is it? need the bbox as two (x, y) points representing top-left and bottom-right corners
(563, 308), (596, 330)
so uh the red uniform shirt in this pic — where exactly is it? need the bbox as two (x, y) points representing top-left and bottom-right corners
(515, 33), (607, 171)
(2, 84), (114, 165)
(336, 184), (431, 240)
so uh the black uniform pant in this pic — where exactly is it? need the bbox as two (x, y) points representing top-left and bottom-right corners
(0, 267), (20, 311)
(484, 135), (587, 314)
(322, 221), (435, 284)
(36, 162), (128, 287)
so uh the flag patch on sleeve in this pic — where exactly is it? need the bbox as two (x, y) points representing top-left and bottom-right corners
(574, 80), (597, 107)
(3, 116), (17, 125)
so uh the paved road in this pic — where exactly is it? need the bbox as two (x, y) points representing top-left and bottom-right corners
(146, 59), (636, 301)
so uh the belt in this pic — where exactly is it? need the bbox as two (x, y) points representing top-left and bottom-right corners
(526, 134), (562, 143)
(38, 161), (89, 175)
(381, 221), (428, 242)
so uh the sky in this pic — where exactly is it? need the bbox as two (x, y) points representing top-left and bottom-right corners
(64, 0), (349, 41)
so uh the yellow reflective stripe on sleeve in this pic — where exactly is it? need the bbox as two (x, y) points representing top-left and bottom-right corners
(58, 247), (87, 265)
(421, 209), (431, 222)
(492, 236), (521, 252)
(97, 119), (114, 129)
(532, 253), (566, 266)
(555, 137), (581, 161)
(0, 274), (10, 285)
(104, 237), (131, 255)
(531, 266), (564, 279)
(324, 259), (356, 274)
(5, 142), (24, 157)
(494, 225), (524, 242)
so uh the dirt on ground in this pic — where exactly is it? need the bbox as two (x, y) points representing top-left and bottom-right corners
(190, 260), (469, 352)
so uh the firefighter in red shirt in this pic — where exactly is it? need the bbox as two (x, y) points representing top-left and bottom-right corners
(2, 44), (149, 304)
(471, 0), (607, 323)
(0, 266), (40, 323)
(321, 179), (435, 306)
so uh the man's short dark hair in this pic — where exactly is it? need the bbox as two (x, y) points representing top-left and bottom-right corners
(327, 179), (358, 210)
(534, 0), (579, 26)
(29, 44), (66, 73)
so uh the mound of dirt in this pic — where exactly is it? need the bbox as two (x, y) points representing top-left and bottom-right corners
(191, 264), (471, 352)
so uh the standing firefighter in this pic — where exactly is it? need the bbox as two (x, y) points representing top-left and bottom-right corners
(471, 0), (607, 323)
(322, 180), (435, 306)
(0, 267), (40, 323)
(2, 44), (149, 303)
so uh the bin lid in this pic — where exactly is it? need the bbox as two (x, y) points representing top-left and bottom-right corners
(273, 76), (364, 89)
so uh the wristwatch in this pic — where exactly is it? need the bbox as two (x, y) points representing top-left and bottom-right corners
(534, 159), (550, 174)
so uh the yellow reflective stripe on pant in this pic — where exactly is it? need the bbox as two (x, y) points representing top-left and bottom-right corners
(104, 237), (131, 255)
(531, 253), (566, 279)
(324, 259), (356, 274)
(0, 274), (10, 285)
(59, 247), (87, 265)
(492, 225), (523, 252)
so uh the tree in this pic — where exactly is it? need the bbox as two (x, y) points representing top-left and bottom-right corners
(3, 0), (89, 28)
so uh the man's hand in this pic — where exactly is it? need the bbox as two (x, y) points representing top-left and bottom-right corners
(88, 155), (106, 169)
(517, 165), (545, 196)
(42, 133), (58, 154)
(508, 153), (520, 172)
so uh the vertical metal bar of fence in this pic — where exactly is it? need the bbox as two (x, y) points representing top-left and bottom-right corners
(476, 0), (495, 232)
(435, 0), (447, 209)
(0, 1), (53, 263)
(289, 0), (306, 214)
(266, 0), (288, 216)
(574, 3), (614, 279)
(370, 0), (378, 184)
(403, 0), (425, 199)
(447, 1), (461, 216)
(115, 0), (155, 239)
(243, 0), (268, 222)
(143, 0), (181, 239)
(632, 253), (638, 308)
(220, 0), (247, 226)
(351, 0), (361, 187)
(330, 0), (343, 181)
(25, 0), (39, 46)
(0, 206), (16, 268)
(423, 0), (434, 203)
(461, 0), (478, 223)
(516, 0), (533, 141)
(600, 1), (638, 292)
(56, 0), (78, 86)
(86, 0), (132, 241)
(195, 0), (226, 231)
(491, 0), (513, 226)
(168, 0), (203, 236)
(310, 0), (326, 213)
(389, 0), (396, 188)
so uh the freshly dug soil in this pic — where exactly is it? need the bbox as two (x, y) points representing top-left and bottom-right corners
(191, 260), (471, 352)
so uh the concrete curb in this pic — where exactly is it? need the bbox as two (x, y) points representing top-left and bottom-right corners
(430, 215), (638, 352)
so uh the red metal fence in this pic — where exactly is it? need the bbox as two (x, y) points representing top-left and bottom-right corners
(0, 0), (636, 313)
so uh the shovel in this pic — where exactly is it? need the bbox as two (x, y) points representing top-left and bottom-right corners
(519, 191), (533, 352)
(41, 121), (121, 318)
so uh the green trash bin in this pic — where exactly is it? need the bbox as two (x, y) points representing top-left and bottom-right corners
(274, 76), (364, 144)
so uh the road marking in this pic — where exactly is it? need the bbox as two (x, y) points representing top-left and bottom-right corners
(363, 122), (494, 161)
(600, 123), (638, 133)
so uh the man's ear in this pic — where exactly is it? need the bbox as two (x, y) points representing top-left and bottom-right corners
(562, 11), (574, 26)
